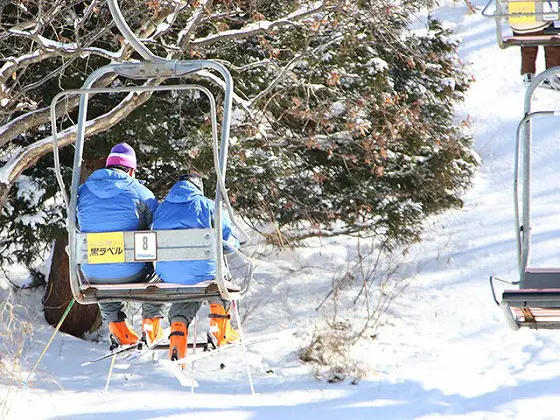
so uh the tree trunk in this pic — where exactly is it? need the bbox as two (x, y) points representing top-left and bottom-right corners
(42, 157), (106, 338)
(42, 235), (101, 337)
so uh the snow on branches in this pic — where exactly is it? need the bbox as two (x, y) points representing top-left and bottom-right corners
(0, 0), (477, 267)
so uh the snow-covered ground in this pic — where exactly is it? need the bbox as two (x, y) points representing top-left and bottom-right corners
(4, 1), (560, 418)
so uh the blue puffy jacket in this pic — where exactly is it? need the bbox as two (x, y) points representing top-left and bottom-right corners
(152, 180), (239, 285)
(77, 168), (158, 282)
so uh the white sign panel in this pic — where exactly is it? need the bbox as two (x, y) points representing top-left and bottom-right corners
(134, 232), (157, 261)
(543, 1), (559, 21)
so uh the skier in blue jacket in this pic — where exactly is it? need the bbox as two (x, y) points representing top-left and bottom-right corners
(151, 173), (240, 363)
(77, 142), (164, 346)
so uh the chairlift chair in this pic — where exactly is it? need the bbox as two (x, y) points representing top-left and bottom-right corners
(490, 68), (560, 330)
(50, 61), (253, 305)
(482, 0), (560, 48)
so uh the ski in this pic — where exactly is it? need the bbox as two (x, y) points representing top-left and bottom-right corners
(85, 327), (295, 373)
(166, 328), (297, 366)
(158, 359), (200, 387)
(114, 341), (209, 370)
(82, 334), (172, 367)
(81, 343), (141, 367)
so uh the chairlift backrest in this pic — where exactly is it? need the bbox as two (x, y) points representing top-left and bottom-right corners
(75, 229), (216, 265)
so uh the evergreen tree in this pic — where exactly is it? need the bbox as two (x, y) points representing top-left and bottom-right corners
(0, 0), (477, 271)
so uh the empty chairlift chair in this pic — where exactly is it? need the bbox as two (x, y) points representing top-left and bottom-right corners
(490, 68), (560, 330)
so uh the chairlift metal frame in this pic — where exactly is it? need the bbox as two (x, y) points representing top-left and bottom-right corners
(490, 67), (560, 330)
(482, 0), (560, 48)
(49, 0), (254, 305)
(50, 66), (252, 304)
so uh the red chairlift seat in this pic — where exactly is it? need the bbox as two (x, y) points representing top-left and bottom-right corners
(498, 268), (560, 329)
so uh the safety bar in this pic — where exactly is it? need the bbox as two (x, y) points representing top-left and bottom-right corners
(489, 275), (519, 306)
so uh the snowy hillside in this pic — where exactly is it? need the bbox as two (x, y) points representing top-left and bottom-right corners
(4, 0), (560, 418)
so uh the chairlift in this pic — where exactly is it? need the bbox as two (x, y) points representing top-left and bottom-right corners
(28, 0), (256, 392)
(50, 65), (253, 305)
(482, 0), (560, 48)
(490, 68), (560, 330)
(49, 0), (253, 306)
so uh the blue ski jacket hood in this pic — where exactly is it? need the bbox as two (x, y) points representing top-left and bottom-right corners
(152, 180), (239, 285)
(77, 168), (158, 282)
(83, 169), (136, 199)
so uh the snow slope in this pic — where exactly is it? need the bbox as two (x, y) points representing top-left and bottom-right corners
(4, 1), (560, 418)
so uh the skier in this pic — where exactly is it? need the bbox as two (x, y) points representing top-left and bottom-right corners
(77, 142), (165, 347)
(151, 173), (240, 364)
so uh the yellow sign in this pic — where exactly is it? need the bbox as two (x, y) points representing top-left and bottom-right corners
(86, 232), (125, 264)
(509, 2), (537, 24)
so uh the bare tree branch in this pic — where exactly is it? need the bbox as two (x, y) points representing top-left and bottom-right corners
(0, 72), (118, 149)
(0, 85), (158, 209)
(0, 98), (78, 148)
(7, 29), (126, 61)
(0, 50), (50, 88)
(177, 0), (214, 51)
(191, 3), (330, 48)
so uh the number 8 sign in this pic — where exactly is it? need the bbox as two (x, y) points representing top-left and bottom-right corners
(134, 231), (157, 261)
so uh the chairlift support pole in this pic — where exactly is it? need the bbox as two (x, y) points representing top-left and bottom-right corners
(107, 0), (166, 63)
(515, 68), (560, 285)
(24, 298), (76, 384)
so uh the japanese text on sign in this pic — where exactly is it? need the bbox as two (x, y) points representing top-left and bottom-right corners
(508, 2), (536, 24)
(86, 232), (125, 264)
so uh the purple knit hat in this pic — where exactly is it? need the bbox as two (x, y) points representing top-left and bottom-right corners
(105, 142), (137, 169)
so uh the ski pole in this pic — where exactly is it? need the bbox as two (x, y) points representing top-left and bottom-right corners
(191, 314), (199, 409)
(105, 354), (117, 392)
(232, 300), (255, 394)
(24, 298), (75, 384)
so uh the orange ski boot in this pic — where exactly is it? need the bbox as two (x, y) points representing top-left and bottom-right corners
(209, 304), (240, 346)
(108, 321), (140, 346)
(142, 317), (163, 345)
(169, 320), (188, 369)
